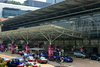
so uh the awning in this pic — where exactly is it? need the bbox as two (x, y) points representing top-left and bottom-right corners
(0, 24), (91, 44)
(30, 48), (45, 50)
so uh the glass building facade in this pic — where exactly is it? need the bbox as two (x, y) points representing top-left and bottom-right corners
(39, 13), (100, 37)
(25, 0), (51, 8)
(2, 7), (32, 18)
(46, 0), (64, 4)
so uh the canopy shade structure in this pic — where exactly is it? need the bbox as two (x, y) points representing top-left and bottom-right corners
(0, 25), (91, 44)
(30, 48), (45, 50)
(0, 0), (100, 30)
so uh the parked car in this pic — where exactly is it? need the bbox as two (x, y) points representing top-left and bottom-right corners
(89, 53), (100, 61)
(53, 55), (60, 61)
(18, 62), (40, 67)
(74, 51), (88, 58)
(6, 58), (25, 67)
(39, 52), (48, 58)
(27, 56), (36, 62)
(2, 57), (10, 62)
(63, 55), (73, 62)
(37, 57), (48, 64)
(15, 49), (21, 54)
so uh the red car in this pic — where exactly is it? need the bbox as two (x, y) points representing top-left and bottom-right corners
(37, 57), (48, 64)
(27, 56), (36, 62)
(18, 62), (40, 67)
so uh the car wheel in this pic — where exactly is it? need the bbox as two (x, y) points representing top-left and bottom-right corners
(74, 55), (77, 57)
(90, 57), (92, 59)
(96, 58), (99, 61)
(82, 56), (85, 59)
(45, 62), (47, 64)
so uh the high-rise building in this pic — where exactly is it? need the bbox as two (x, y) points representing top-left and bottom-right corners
(0, 3), (40, 18)
(46, 0), (64, 4)
(25, 0), (51, 8)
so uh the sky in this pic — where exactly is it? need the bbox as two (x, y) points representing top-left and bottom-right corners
(14, 0), (46, 3)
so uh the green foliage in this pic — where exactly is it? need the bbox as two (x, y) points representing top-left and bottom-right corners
(0, 58), (7, 67)
(7, 0), (28, 6)
(23, 3), (28, 6)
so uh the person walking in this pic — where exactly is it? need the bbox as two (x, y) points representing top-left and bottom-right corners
(60, 56), (64, 65)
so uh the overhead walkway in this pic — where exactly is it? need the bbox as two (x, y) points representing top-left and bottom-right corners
(0, 24), (91, 44)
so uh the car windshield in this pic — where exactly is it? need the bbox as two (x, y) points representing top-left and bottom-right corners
(11, 59), (19, 62)
(96, 54), (100, 56)
(29, 56), (34, 59)
(40, 57), (46, 59)
(19, 58), (24, 61)
(65, 56), (70, 58)
(81, 52), (86, 54)
(3, 58), (10, 60)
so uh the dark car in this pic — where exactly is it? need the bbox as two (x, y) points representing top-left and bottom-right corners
(6, 58), (25, 67)
(89, 53), (100, 61)
(74, 51), (88, 58)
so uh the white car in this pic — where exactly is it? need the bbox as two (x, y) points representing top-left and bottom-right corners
(37, 57), (48, 64)
(18, 62), (40, 67)
(27, 56), (36, 62)
(2, 57), (10, 62)
(74, 51), (88, 58)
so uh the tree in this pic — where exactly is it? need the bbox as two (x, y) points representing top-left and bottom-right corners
(23, 3), (28, 6)
(8, 0), (28, 6)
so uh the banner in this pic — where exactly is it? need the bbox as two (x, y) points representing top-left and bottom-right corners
(25, 44), (30, 53)
(48, 45), (54, 58)
(11, 44), (15, 54)
(32, 42), (39, 45)
(1, 43), (4, 51)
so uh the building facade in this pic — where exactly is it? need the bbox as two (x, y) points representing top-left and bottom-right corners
(0, 0), (5, 3)
(2, 7), (32, 18)
(0, 3), (40, 18)
(0, 0), (12, 3)
(46, 0), (64, 4)
(39, 13), (100, 37)
(25, 0), (51, 8)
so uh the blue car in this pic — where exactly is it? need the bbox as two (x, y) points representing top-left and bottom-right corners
(63, 55), (73, 62)
(42, 53), (48, 58)
(40, 52), (48, 58)
(6, 58), (25, 67)
(53, 55), (60, 59)
(51, 55), (60, 61)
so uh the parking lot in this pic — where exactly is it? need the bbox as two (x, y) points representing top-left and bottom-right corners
(0, 51), (100, 67)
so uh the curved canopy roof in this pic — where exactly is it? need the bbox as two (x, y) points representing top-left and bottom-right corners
(0, 25), (91, 42)
(0, 0), (100, 29)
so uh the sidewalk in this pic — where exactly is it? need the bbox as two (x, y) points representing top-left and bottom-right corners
(0, 50), (22, 58)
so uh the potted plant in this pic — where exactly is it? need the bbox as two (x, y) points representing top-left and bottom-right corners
(0, 58), (7, 67)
